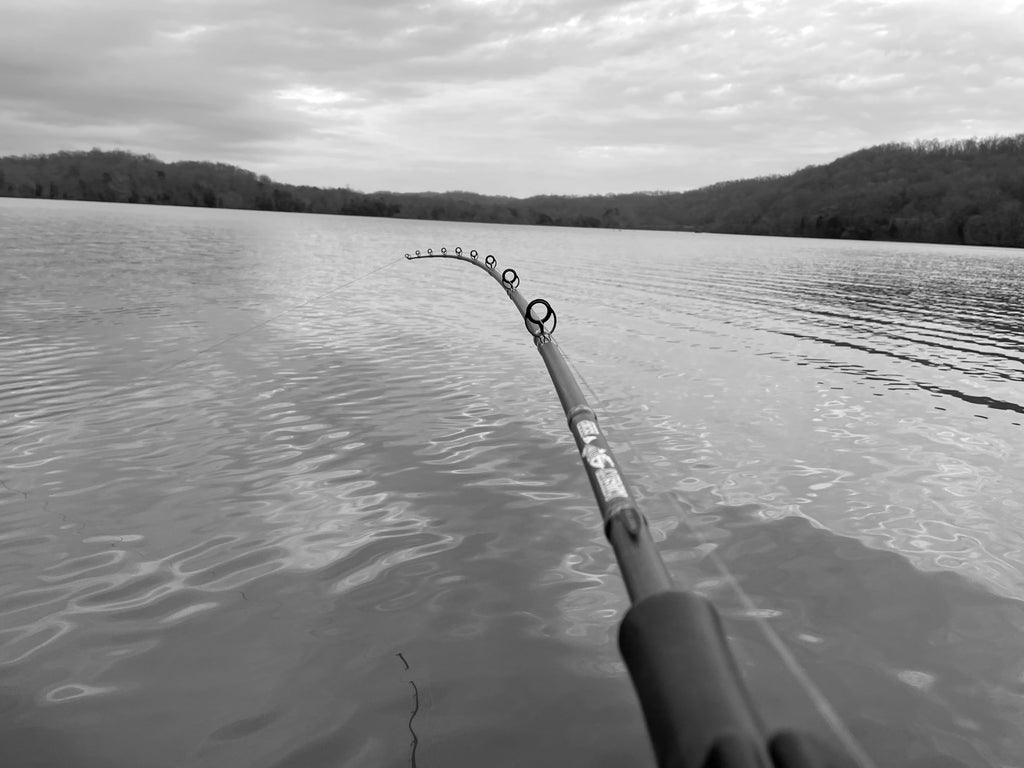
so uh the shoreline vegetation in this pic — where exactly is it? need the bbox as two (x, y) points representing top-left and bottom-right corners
(2, 135), (1023, 248)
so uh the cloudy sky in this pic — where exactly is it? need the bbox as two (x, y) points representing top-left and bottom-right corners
(1, 0), (1021, 196)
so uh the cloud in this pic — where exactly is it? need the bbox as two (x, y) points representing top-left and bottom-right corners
(1, 0), (1022, 195)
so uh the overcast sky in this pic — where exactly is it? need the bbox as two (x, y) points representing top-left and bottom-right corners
(1, 0), (1021, 196)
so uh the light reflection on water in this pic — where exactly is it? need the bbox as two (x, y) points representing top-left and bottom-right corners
(1, 198), (1023, 767)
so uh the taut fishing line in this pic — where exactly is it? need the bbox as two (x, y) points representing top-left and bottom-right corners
(1, 253), (406, 500)
(408, 245), (878, 768)
(558, 301), (876, 768)
(139, 253), (407, 384)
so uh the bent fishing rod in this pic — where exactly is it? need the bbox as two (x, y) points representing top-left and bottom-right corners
(405, 248), (863, 768)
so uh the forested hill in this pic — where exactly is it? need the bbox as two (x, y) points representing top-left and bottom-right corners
(2, 135), (1023, 248)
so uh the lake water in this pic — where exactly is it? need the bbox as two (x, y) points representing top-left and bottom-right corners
(1, 197), (1023, 767)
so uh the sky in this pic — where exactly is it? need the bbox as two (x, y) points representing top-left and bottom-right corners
(1, 0), (1022, 197)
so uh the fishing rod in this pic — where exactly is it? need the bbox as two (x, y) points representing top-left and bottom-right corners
(405, 248), (862, 768)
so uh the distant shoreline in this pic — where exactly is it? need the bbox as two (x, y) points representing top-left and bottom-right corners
(3, 137), (1023, 248)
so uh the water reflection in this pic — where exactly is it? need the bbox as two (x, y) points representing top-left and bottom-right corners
(652, 500), (1024, 767)
(2, 200), (1024, 766)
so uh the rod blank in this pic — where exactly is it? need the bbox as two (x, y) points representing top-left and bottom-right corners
(406, 249), (853, 768)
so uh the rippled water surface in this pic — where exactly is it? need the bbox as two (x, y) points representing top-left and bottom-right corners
(2, 198), (1023, 767)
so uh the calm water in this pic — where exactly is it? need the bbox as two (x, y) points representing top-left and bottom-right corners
(1, 198), (1023, 767)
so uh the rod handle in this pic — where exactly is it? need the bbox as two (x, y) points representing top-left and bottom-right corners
(619, 590), (770, 768)
(620, 592), (849, 768)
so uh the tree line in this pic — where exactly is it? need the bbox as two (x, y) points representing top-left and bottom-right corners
(2, 135), (1023, 248)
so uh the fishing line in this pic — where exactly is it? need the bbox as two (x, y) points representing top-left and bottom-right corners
(1, 253), (406, 500)
(675, 502), (878, 768)
(140, 253), (407, 384)
(396, 653), (421, 768)
(560, 345), (876, 767)
(407, 247), (882, 766)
